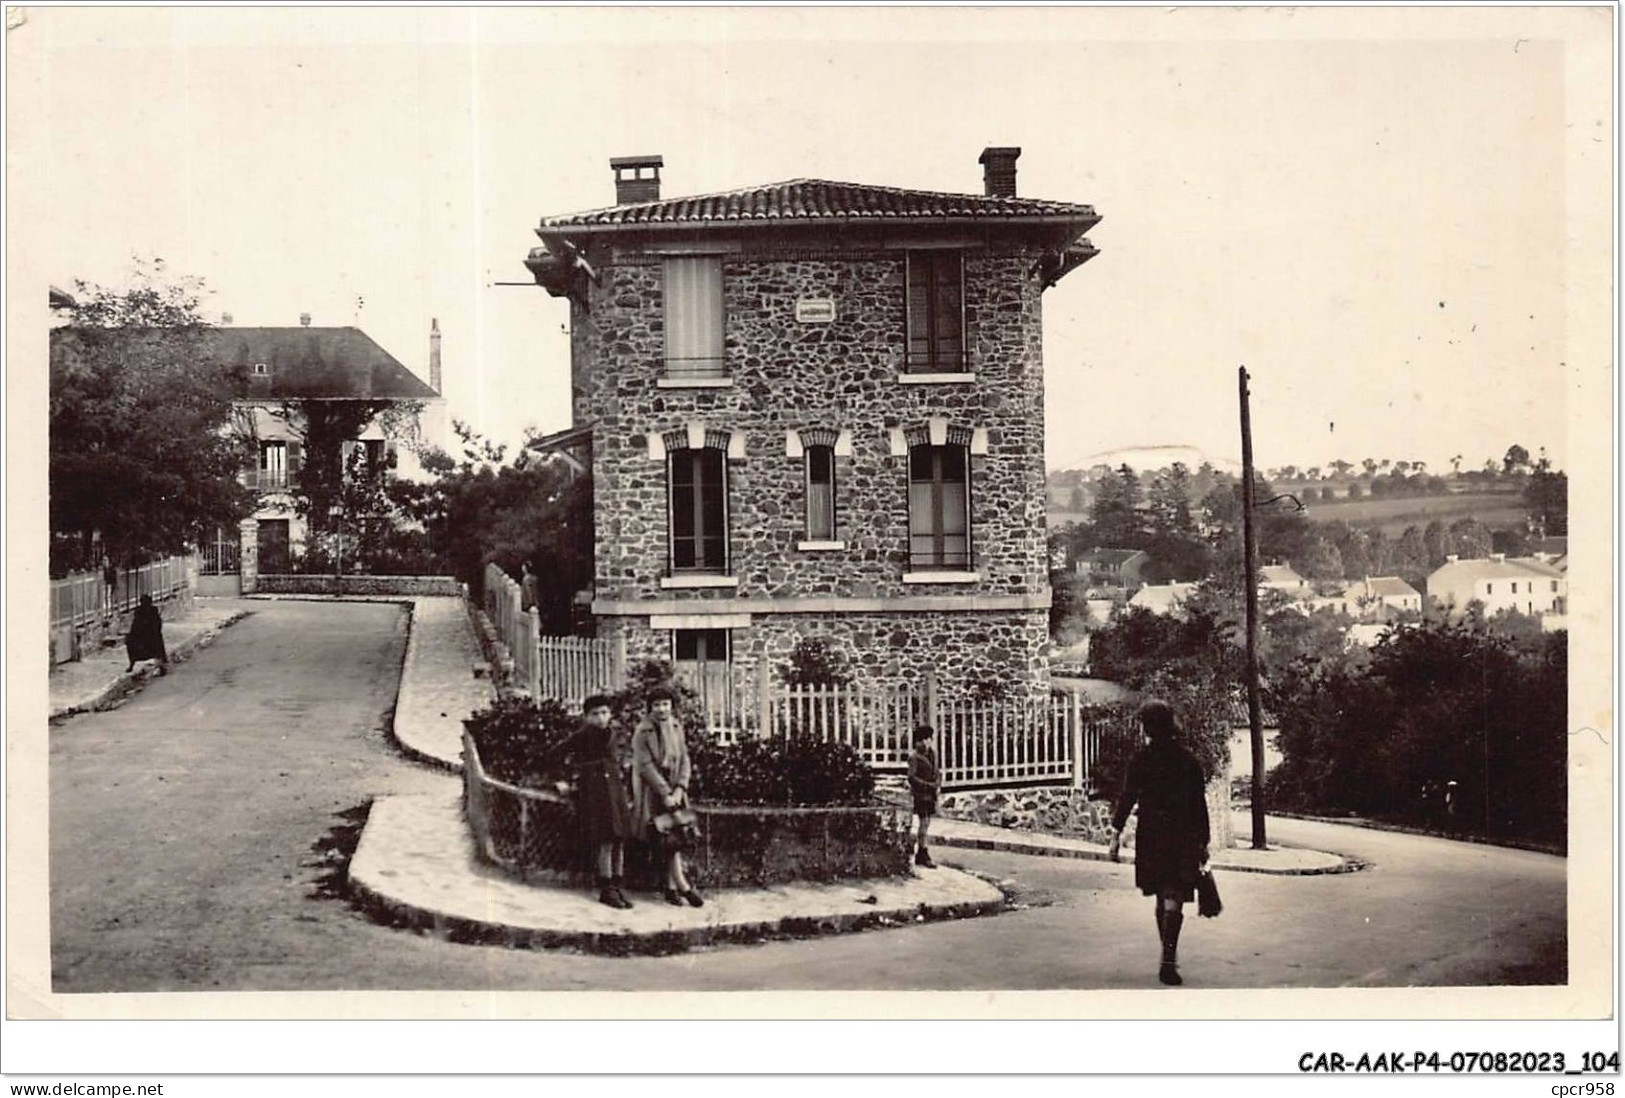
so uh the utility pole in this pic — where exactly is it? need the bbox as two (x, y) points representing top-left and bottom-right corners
(1239, 366), (1268, 849)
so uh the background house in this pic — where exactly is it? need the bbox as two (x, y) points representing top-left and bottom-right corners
(1073, 547), (1148, 589)
(1306, 575), (1423, 620)
(207, 320), (443, 590)
(1127, 581), (1199, 617)
(527, 148), (1099, 707)
(1426, 553), (1567, 619)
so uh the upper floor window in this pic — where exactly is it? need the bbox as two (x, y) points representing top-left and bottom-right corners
(1551, 580), (1559, 592)
(805, 444), (836, 541)
(670, 446), (728, 572)
(258, 440), (288, 489)
(1486, 583), (1494, 594)
(664, 257), (724, 379)
(905, 251), (964, 373)
(908, 443), (970, 569)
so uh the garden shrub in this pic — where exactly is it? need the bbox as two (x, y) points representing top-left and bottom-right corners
(464, 695), (579, 788)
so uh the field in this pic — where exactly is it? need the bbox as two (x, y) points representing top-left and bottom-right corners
(1045, 491), (1528, 538)
(1298, 492), (1528, 537)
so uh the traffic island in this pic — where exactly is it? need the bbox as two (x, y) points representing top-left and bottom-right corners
(348, 790), (1006, 955)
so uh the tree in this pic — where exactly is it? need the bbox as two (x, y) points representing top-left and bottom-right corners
(388, 420), (593, 634)
(49, 261), (253, 573)
(1524, 461), (1567, 536)
(283, 399), (424, 570)
(1449, 454), (1463, 476)
(1392, 525), (1429, 587)
(1147, 462), (1197, 538)
(1361, 458), (1379, 478)
(1448, 517), (1493, 560)
(1329, 459), (1353, 479)
(1090, 463), (1145, 546)
(1503, 444), (1531, 477)
(1346, 482), (1363, 500)
(1297, 536), (1345, 582)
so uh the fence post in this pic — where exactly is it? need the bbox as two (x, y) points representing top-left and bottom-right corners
(924, 669), (938, 733)
(612, 632), (627, 690)
(756, 663), (772, 740)
(525, 608), (542, 699)
(1070, 689), (1085, 789)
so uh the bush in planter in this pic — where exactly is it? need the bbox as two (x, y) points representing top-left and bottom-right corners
(691, 732), (875, 807)
(463, 695), (578, 787)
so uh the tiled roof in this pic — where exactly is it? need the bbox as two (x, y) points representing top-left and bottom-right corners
(1259, 564), (1306, 585)
(1358, 576), (1421, 599)
(1429, 556), (1566, 584)
(540, 178), (1100, 231)
(1081, 548), (1147, 565)
(53, 326), (439, 401)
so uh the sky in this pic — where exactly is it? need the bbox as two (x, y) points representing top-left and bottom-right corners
(12, 6), (1599, 474)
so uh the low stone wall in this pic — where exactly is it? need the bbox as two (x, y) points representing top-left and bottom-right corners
(255, 574), (461, 597)
(463, 732), (911, 888)
(937, 784), (1128, 846)
(935, 777), (1235, 851)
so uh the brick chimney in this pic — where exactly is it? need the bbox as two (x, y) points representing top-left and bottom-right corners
(429, 318), (442, 394)
(299, 312), (311, 327)
(979, 146), (1021, 198)
(611, 155), (663, 204)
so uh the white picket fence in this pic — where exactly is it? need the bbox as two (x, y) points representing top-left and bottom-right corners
(484, 563), (626, 703)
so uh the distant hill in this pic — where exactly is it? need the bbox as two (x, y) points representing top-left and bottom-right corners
(1049, 444), (1243, 477)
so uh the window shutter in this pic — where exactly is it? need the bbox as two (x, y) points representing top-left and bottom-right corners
(664, 257), (724, 377)
(287, 440), (303, 475)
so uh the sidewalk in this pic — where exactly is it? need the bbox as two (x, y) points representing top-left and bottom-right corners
(48, 599), (252, 719)
(387, 597), (494, 770)
(930, 816), (1358, 875)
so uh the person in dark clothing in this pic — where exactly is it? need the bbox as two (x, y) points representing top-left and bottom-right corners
(125, 594), (168, 674)
(519, 561), (540, 614)
(550, 694), (636, 909)
(1109, 699), (1210, 986)
(907, 724), (941, 868)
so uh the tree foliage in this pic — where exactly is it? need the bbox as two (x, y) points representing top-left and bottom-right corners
(1265, 620), (1566, 845)
(49, 262), (253, 573)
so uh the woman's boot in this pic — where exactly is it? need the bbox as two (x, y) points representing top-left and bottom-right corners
(1159, 909), (1184, 985)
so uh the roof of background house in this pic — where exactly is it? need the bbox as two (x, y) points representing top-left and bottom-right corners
(539, 178), (1101, 231)
(1351, 576), (1421, 599)
(1127, 581), (1199, 613)
(1079, 547), (1148, 566)
(1259, 564), (1306, 586)
(52, 326), (438, 401)
(1428, 556), (1566, 585)
(1528, 537), (1568, 557)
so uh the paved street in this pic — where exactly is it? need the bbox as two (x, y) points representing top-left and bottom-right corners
(49, 600), (1565, 993)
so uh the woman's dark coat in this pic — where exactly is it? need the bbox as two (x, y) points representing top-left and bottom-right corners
(1113, 739), (1211, 899)
(125, 603), (167, 664)
(553, 720), (634, 845)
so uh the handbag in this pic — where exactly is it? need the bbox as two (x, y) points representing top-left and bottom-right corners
(651, 807), (699, 851)
(1196, 869), (1223, 918)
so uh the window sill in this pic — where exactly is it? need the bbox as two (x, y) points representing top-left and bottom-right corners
(797, 540), (846, 552)
(657, 377), (735, 389)
(660, 574), (740, 589)
(903, 571), (982, 585)
(897, 372), (976, 385)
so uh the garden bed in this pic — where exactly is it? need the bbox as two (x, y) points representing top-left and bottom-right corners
(462, 730), (912, 889)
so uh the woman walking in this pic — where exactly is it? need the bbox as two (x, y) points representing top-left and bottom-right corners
(1109, 699), (1210, 986)
(631, 686), (704, 907)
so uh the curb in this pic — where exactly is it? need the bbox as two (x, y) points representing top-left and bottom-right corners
(931, 832), (1363, 876)
(385, 600), (467, 775)
(49, 610), (251, 720)
(346, 870), (1006, 957)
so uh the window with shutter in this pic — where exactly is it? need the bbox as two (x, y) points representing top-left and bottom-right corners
(663, 257), (725, 379)
(905, 251), (964, 373)
(669, 447), (728, 572)
(908, 443), (970, 568)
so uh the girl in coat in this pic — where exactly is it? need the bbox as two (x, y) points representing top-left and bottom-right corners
(550, 694), (635, 909)
(1109, 699), (1210, 985)
(631, 687), (704, 907)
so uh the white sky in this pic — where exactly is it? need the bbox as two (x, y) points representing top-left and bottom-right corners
(13, 6), (1593, 472)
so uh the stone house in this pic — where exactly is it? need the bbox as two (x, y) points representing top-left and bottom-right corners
(526, 149), (1099, 705)
(1304, 575), (1423, 620)
(1073, 546), (1149, 588)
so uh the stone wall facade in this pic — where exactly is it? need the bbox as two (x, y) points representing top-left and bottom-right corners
(570, 232), (1057, 696)
(253, 574), (461, 597)
(938, 776), (1236, 852)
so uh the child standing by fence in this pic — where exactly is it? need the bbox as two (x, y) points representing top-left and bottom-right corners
(550, 694), (636, 909)
(908, 723), (941, 868)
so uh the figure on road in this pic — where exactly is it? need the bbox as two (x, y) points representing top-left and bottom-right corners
(631, 686), (704, 908)
(1109, 699), (1210, 986)
(519, 560), (539, 613)
(908, 723), (942, 868)
(550, 694), (636, 909)
(124, 594), (168, 675)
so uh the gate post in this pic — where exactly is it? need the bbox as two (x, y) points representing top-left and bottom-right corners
(238, 518), (260, 594)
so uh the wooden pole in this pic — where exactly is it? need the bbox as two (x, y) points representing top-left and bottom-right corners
(1239, 366), (1268, 849)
